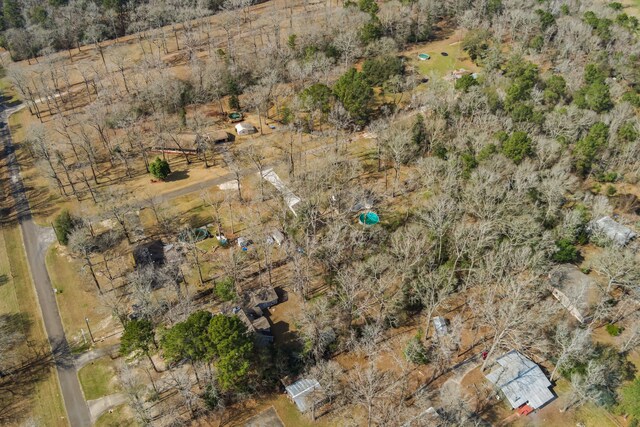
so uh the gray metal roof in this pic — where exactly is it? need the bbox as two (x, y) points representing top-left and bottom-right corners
(485, 351), (554, 410)
(285, 378), (321, 412)
(433, 316), (448, 336)
(594, 216), (637, 246)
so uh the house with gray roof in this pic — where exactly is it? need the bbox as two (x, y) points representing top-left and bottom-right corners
(592, 216), (637, 246)
(485, 350), (554, 412)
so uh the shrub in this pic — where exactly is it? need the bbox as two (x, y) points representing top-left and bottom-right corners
(404, 335), (429, 365)
(461, 152), (478, 178)
(462, 30), (490, 63)
(543, 75), (567, 105)
(552, 239), (579, 263)
(510, 103), (535, 123)
(432, 142), (448, 160)
(53, 210), (74, 245)
(616, 13), (639, 31)
(229, 94), (240, 110)
(359, 18), (383, 44)
(592, 183), (602, 194)
(536, 9), (555, 30)
(622, 91), (640, 107)
(411, 114), (428, 148)
(333, 68), (374, 124)
(529, 35), (544, 52)
(606, 185), (617, 196)
(300, 83), (334, 113)
(618, 122), (639, 143)
(501, 131), (533, 164)
(149, 157), (171, 181)
(477, 143), (497, 161)
(574, 122), (609, 176)
(362, 55), (403, 86)
(584, 63), (607, 85)
(455, 74), (478, 92)
(606, 323), (623, 336)
(597, 171), (618, 183)
(215, 277), (236, 302)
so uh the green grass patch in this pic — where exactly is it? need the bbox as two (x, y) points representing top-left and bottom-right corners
(575, 402), (619, 427)
(606, 323), (624, 336)
(95, 404), (138, 427)
(412, 43), (473, 78)
(78, 356), (120, 400)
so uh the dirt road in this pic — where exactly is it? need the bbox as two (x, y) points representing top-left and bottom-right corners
(1, 104), (91, 427)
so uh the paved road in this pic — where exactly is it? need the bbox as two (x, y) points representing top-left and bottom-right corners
(87, 393), (127, 423)
(1, 105), (91, 426)
(75, 343), (120, 370)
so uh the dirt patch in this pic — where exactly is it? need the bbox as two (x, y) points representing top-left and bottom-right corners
(243, 406), (284, 427)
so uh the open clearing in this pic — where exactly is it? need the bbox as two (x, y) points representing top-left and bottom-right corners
(405, 30), (479, 80)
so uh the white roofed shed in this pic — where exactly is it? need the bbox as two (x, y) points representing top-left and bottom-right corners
(235, 122), (257, 135)
(285, 378), (322, 413)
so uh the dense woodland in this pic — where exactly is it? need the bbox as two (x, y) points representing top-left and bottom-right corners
(0, 0), (228, 61)
(2, 0), (640, 425)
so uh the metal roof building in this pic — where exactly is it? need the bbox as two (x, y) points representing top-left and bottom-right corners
(433, 316), (448, 336)
(235, 122), (257, 135)
(262, 168), (301, 215)
(485, 351), (554, 410)
(285, 378), (322, 413)
(593, 216), (637, 246)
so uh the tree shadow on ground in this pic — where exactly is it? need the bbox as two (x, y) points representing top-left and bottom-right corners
(164, 170), (189, 182)
(0, 313), (62, 425)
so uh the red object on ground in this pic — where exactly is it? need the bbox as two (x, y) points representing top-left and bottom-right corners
(517, 405), (534, 416)
(482, 351), (488, 360)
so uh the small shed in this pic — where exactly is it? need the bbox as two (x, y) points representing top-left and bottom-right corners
(250, 287), (279, 310)
(485, 350), (554, 411)
(548, 264), (601, 324)
(285, 378), (322, 413)
(208, 130), (231, 144)
(235, 122), (257, 135)
(266, 230), (285, 246)
(433, 316), (448, 336)
(592, 216), (637, 246)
